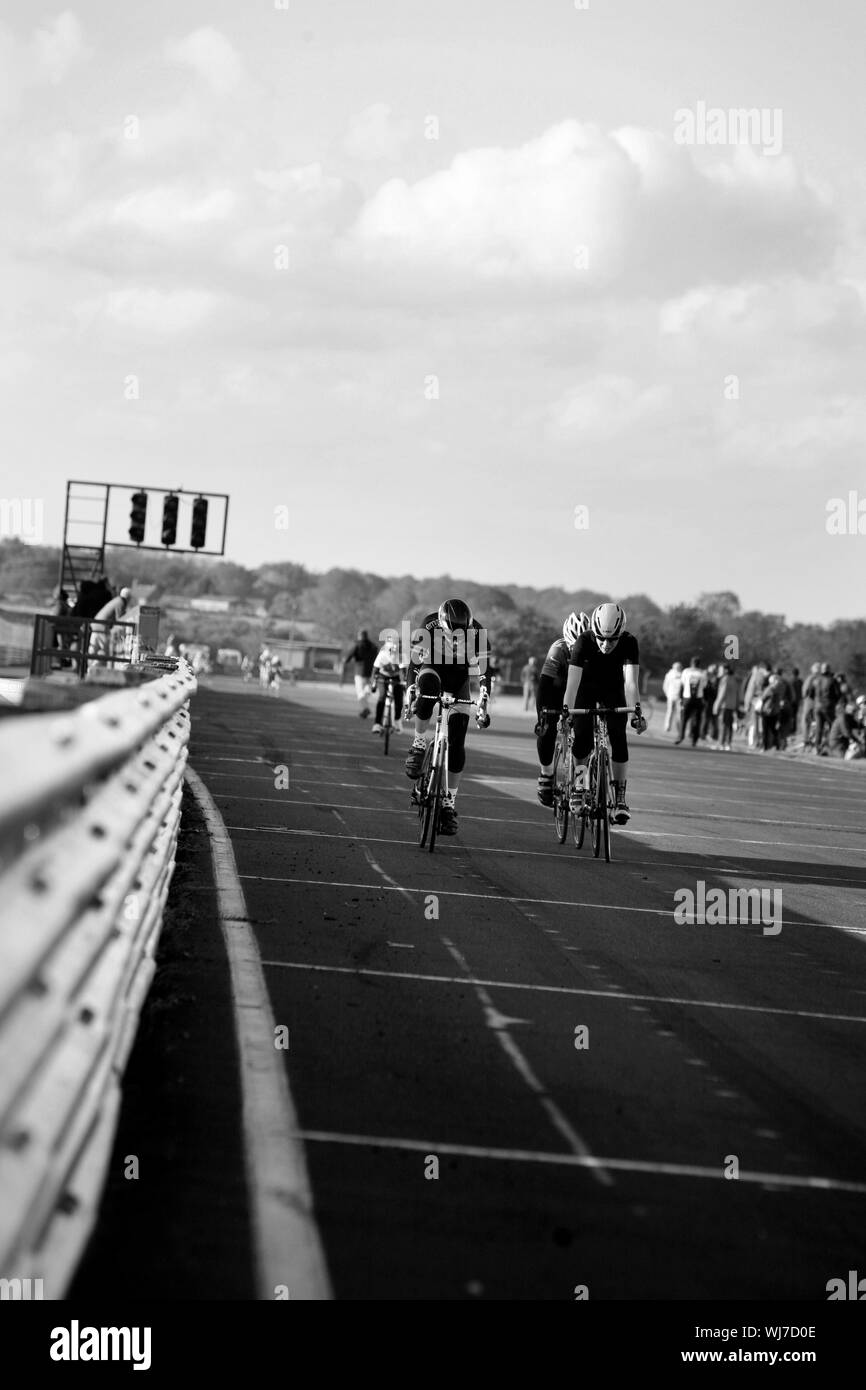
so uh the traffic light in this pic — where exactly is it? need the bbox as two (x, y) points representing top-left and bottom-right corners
(190, 495), (209, 550)
(128, 491), (148, 544)
(161, 493), (179, 546)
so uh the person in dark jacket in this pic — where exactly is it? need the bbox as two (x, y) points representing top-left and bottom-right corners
(813, 664), (840, 754)
(341, 629), (379, 717)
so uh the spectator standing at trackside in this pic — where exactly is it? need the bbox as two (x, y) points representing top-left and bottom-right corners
(827, 699), (857, 758)
(341, 628), (378, 718)
(800, 662), (820, 743)
(675, 656), (707, 746)
(89, 586), (132, 663)
(663, 661), (684, 732)
(773, 667), (794, 748)
(760, 673), (785, 751)
(743, 660), (770, 748)
(521, 656), (539, 710)
(789, 667), (803, 739)
(53, 588), (72, 664)
(485, 646), (501, 703)
(713, 664), (740, 751)
(702, 663), (720, 744)
(813, 663), (840, 754)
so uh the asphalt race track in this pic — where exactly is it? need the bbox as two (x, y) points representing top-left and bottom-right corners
(76, 676), (866, 1301)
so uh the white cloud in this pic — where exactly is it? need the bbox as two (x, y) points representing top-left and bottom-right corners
(110, 185), (236, 237)
(105, 287), (218, 334)
(165, 28), (244, 94)
(348, 120), (835, 292)
(551, 375), (672, 439)
(32, 11), (90, 84)
(344, 103), (411, 162)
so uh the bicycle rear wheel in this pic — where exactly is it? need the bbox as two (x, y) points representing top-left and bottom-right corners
(426, 755), (444, 854)
(552, 742), (569, 843)
(417, 745), (435, 847)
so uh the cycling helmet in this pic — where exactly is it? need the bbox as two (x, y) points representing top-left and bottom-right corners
(579, 611), (591, 633)
(591, 602), (626, 642)
(438, 598), (473, 634)
(562, 612), (582, 644)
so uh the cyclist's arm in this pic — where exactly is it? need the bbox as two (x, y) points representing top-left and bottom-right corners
(624, 663), (640, 709)
(564, 664), (583, 710)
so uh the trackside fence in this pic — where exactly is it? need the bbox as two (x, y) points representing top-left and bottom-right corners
(0, 662), (197, 1297)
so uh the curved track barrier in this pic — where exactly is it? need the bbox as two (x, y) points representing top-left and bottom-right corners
(0, 663), (196, 1297)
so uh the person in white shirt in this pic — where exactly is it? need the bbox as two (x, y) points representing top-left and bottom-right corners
(663, 661), (684, 732)
(675, 656), (707, 747)
(371, 639), (406, 733)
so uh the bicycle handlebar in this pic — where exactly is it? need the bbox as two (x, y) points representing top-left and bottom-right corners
(570, 706), (638, 715)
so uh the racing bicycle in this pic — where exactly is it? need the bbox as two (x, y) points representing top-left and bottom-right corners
(412, 691), (489, 852)
(378, 672), (403, 756)
(567, 705), (639, 861)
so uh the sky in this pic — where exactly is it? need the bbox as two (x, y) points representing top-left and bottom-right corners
(2, 0), (865, 622)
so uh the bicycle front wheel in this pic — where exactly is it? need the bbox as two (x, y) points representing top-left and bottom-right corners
(600, 756), (611, 861)
(426, 754), (444, 854)
(552, 742), (569, 843)
(418, 745), (435, 847)
(590, 755), (602, 858)
(383, 702), (392, 755)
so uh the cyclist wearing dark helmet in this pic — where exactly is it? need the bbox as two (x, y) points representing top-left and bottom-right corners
(404, 598), (491, 836)
(535, 611), (590, 807)
(562, 601), (646, 824)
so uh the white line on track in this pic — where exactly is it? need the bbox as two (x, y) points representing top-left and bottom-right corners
(439, 937), (612, 1187)
(239, 873), (860, 932)
(258, 960), (866, 1025)
(291, 1131), (866, 1194)
(224, 823), (866, 887)
(183, 766), (332, 1301)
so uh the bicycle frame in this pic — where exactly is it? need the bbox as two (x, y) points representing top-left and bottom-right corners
(573, 705), (636, 861)
(380, 672), (404, 755)
(415, 694), (480, 852)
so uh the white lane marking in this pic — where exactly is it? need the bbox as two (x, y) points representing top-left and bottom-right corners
(256, 961), (866, 1025)
(240, 874), (862, 933)
(471, 777), (865, 835)
(183, 767), (332, 1301)
(292, 1131), (866, 1194)
(440, 937), (612, 1188)
(386, 942), (415, 949)
(359, 844), (416, 909)
(212, 801), (866, 861)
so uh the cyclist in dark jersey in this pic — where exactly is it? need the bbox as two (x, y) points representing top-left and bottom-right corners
(403, 598), (491, 836)
(535, 611), (590, 806)
(562, 602), (647, 824)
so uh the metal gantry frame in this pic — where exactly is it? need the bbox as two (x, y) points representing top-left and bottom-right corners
(58, 480), (230, 601)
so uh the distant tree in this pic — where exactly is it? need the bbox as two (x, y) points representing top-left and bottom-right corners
(696, 591), (742, 630)
(490, 606), (555, 667)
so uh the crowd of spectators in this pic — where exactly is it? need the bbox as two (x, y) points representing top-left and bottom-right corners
(662, 658), (866, 759)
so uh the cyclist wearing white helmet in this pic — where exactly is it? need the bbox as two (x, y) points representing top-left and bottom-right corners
(535, 612), (590, 806)
(403, 598), (491, 836)
(562, 602), (646, 824)
(371, 637), (407, 734)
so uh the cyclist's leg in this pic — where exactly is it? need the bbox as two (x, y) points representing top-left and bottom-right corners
(405, 669), (440, 777)
(373, 677), (386, 727)
(609, 713), (630, 822)
(569, 712), (593, 808)
(535, 686), (560, 805)
(440, 676), (471, 833)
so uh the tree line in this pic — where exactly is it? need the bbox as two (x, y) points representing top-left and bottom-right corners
(1, 540), (862, 683)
